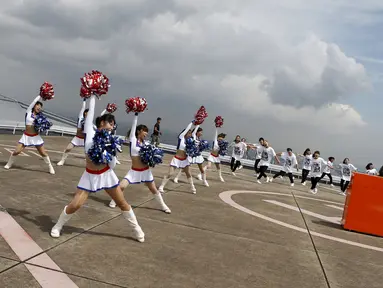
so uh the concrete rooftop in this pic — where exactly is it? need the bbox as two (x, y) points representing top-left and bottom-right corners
(0, 134), (382, 288)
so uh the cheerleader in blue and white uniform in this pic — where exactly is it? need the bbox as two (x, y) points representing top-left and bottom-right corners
(159, 120), (197, 193)
(100, 105), (121, 165)
(4, 95), (55, 174)
(173, 125), (208, 186)
(200, 128), (226, 183)
(50, 95), (145, 242)
(57, 99), (88, 166)
(108, 112), (170, 213)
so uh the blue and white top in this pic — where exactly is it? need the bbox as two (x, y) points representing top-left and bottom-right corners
(176, 122), (193, 151)
(25, 95), (42, 126)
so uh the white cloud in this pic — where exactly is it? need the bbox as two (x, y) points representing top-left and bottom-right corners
(0, 0), (376, 161)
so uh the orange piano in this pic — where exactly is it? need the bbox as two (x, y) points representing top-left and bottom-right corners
(342, 172), (383, 237)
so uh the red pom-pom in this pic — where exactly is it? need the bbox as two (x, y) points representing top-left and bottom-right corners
(80, 86), (91, 99)
(106, 103), (117, 113)
(125, 97), (148, 113)
(80, 70), (110, 97)
(194, 106), (208, 125)
(40, 82), (54, 100)
(214, 116), (224, 128)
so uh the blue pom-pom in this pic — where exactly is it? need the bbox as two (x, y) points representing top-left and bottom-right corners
(218, 139), (228, 156)
(139, 144), (164, 167)
(199, 140), (210, 152)
(87, 129), (123, 165)
(185, 137), (199, 157)
(34, 113), (53, 133)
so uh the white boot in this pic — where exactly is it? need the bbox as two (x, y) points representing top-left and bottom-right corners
(202, 173), (209, 187)
(218, 169), (224, 182)
(153, 192), (171, 213)
(122, 209), (145, 243)
(50, 206), (73, 238)
(57, 152), (68, 166)
(173, 170), (182, 183)
(43, 156), (55, 174)
(159, 177), (169, 193)
(116, 158), (121, 165)
(4, 155), (15, 169)
(188, 177), (196, 194)
(197, 173), (202, 181)
(109, 199), (116, 208)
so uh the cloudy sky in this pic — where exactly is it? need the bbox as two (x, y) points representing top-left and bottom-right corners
(1, 0), (382, 167)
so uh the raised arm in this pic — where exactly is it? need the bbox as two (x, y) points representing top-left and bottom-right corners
(179, 121), (194, 139)
(77, 99), (87, 128)
(100, 109), (107, 116)
(130, 113), (138, 142)
(213, 128), (219, 150)
(192, 125), (200, 139)
(350, 164), (357, 171)
(26, 95), (42, 114)
(84, 95), (96, 152)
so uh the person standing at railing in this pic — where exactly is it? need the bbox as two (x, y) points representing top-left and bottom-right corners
(297, 148), (312, 186)
(270, 148), (298, 186)
(256, 140), (280, 183)
(4, 82), (55, 174)
(339, 158), (357, 196)
(151, 117), (162, 147)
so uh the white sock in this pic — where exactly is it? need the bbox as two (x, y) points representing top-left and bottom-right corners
(122, 209), (145, 242)
(153, 192), (171, 213)
(188, 177), (196, 193)
(50, 206), (73, 237)
(4, 154), (15, 169)
(43, 156), (55, 174)
(58, 152), (68, 164)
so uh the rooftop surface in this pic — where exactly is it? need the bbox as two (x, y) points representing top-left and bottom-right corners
(0, 134), (382, 288)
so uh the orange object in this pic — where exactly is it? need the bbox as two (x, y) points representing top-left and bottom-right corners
(342, 172), (383, 237)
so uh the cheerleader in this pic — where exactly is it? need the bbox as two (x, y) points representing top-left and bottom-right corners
(4, 95), (55, 174)
(57, 99), (88, 166)
(50, 95), (145, 242)
(366, 163), (378, 175)
(159, 120), (197, 193)
(108, 112), (170, 213)
(100, 105), (121, 165)
(319, 157), (335, 186)
(256, 140), (280, 183)
(339, 158), (357, 195)
(271, 148), (298, 186)
(174, 125), (208, 186)
(200, 128), (227, 183)
(298, 148), (312, 185)
(230, 135), (248, 176)
(308, 151), (327, 194)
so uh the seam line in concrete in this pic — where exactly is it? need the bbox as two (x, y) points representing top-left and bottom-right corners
(290, 191), (331, 288)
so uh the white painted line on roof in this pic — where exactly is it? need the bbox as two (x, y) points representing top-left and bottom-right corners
(27, 151), (42, 158)
(4, 148), (30, 157)
(220, 191), (383, 253)
(263, 199), (341, 224)
(326, 204), (344, 211)
(0, 209), (78, 287)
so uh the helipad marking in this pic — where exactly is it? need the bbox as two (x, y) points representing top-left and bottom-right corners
(4, 148), (30, 157)
(326, 204), (344, 211)
(263, 199), (341, 224)
(0, 209), (78, 287)
(219, 190), (383, 252)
